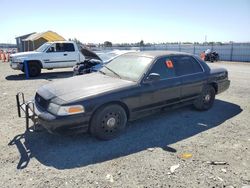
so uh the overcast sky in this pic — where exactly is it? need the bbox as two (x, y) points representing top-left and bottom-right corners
(1, 0), (250, 44)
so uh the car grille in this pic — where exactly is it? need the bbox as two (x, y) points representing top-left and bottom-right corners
(35, 93), (49, 110)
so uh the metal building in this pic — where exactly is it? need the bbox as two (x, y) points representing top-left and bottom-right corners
(15, 32), (35, 52)
(15, 31), (65, 52)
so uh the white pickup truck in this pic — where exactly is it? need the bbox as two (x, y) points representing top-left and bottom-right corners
(10, 41), (89, 77)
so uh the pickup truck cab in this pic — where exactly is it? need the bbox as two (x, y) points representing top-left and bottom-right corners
(17, 51), (230, 140)
(10, 41), (85, 77)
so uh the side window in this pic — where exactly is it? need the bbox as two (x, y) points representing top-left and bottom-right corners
(171, 56), (203, 76)
(47, 44), (55, 52)
(149, 57), (175, 79)
(55, 43), (64, 52)
(55, 43), (75, 52)
(63, 43), (75, 52)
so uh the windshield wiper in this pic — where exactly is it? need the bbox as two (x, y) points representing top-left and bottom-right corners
(102, 65), (121, 79)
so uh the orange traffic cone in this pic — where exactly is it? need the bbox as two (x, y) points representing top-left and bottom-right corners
(200, 52), (205, 61)
(0, 51), (3, 61)
(6, 52), (10, 62)
(3, 52), (7, 62)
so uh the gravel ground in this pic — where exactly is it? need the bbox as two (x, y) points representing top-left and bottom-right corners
(0, 61), (249, 188)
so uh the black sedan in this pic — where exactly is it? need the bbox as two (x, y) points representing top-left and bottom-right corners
(17, 51), (230, 140)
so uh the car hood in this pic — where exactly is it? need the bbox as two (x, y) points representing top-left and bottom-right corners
(80, 46), (102, 61)
(37, 73), (136, 104)
(10, 51), (41, 58)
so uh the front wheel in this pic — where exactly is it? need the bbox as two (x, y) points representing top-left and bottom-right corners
(23, 62), (41, 77)
(194, 85), (215, 111)
(90, 104), (127, 140)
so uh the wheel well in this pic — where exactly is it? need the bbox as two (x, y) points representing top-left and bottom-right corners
(209, 82), (218, 94)
(27, 60), (43, 68)
(92, 101), (130, 120)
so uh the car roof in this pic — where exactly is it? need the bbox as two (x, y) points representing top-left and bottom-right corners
(125, 50), (191, 59)
(46, 41), (75, 44)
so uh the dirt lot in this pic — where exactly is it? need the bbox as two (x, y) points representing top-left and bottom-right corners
(0, 61), (249, 188)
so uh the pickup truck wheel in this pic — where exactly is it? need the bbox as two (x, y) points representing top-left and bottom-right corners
(90, 104), (127, 140)
(194, 85), (215, 111)
(27, 62), (41, 77)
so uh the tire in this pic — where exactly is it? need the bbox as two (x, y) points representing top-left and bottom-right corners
(216, 55), (219, 62)
(210, 56), (214, 63)
(26, 62), (41, 77)
(194, 85), (216, 111)
(90, 104), (127, 140)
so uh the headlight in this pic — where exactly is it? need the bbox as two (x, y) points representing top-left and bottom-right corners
(48, 103), (85, 116)
(47, 103), (60, 115)
(15, 59), (24, 63)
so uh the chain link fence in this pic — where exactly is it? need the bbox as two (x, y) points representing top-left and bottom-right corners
(98, 43), (250, 62)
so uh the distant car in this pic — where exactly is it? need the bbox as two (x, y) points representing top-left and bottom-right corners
(17, 51), (230, 140)
(73, 49), (134, 76)
(72, 47), (102, 75)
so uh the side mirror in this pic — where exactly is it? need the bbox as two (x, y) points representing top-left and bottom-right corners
(144, 73), (160, 83)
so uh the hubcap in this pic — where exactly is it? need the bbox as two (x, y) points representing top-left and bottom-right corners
(107, 117), (116, 128)
(204, 94), (211, 102)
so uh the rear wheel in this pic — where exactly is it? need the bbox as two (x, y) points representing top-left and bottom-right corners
(210, 55), (214, 62)
(194, 85), (215, 111)
(90, 104), (127, 140)
(215, 55), (219, 61)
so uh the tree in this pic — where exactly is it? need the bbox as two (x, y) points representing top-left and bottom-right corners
(139, 40), (144, 47)
(68, 38), (83, 45)
(104, 41), (112, 47)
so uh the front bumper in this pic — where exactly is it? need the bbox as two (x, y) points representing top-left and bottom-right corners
(37, 107), (91, 133)
(10, 61), (23, 70)
(16, 92), (91, 134)
(73, 64), (92, 76)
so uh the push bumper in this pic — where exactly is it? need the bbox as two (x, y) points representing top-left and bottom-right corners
(16, 92), (90, 133)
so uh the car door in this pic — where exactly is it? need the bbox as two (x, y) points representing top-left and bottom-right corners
(170, 55), (206, 101)
(138, 56), (181, 111)
(43, 43), (78, 68)
(60, 43), (79, 67)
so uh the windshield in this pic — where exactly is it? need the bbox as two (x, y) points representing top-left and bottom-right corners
(97, 52), (118, 62)
(35, 43), (51, 52)
(100, 54), (152, 82)
(96, 51), (129, 62)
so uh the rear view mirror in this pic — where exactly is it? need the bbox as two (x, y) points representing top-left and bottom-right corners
(144, 73), (160, 83)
